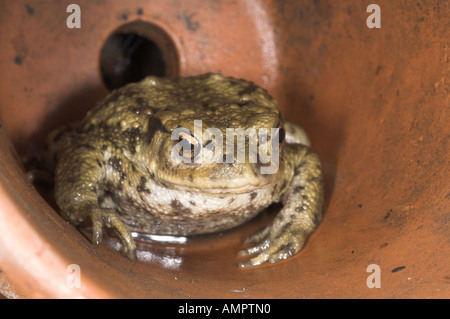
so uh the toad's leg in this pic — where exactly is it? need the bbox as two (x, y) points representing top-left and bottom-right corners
(54, 141), (137, 261)
(238, 144), (323, 267)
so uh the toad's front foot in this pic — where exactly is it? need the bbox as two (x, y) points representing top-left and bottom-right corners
(237, 219), (309, 268)
(90, 207), (137, 262)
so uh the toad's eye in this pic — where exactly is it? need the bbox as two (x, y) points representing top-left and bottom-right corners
(272, 121), (285, 147)
(174, 130), (199, 161)
(274, 127), (285, 144)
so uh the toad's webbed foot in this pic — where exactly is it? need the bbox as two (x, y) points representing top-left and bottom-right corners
(62, 203), (137, 262)
(90, 207), (137, 262)
(238, 216), (310, 267)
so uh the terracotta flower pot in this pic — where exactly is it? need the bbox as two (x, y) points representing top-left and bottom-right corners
(0, 0), (448, 298)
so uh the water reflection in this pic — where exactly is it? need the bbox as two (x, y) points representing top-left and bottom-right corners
(104, 233), (186, 270)
(136, 249), (183, 270)
(132, 232), (188, 244)
(132, 233), (186, 269)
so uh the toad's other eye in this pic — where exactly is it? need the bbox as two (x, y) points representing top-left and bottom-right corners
(272, 121), (285, 147)
(273, 127), (285, 144)
(174, 130), (200, 161)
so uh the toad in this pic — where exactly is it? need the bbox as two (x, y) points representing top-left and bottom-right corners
(45, 73), (323, 267)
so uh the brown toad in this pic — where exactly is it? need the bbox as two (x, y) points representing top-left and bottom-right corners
(46, 73), (323, 267)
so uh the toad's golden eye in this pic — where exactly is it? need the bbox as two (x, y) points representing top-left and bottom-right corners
(274, 127), (285, 144)
(175, 131), (199, 160)
(272, 121), (285, 146)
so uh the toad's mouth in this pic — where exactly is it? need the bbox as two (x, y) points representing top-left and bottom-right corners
(134, 158), (281, 194)
(156, 179), (276, 194)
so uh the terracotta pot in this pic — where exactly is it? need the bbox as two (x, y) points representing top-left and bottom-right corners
(0, 0), (448, 298)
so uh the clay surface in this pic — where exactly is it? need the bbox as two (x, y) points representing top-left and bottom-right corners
(0, 0), (448, 298)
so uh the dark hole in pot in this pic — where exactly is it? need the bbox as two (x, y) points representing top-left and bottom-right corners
(100, 32), (167, 90)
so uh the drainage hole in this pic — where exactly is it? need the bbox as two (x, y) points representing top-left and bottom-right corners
(100, 32), (166, 91)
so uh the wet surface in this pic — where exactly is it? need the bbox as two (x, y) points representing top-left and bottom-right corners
(0, 0), (448, 298)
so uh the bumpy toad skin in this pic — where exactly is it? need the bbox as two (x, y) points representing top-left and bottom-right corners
(47, 73), (323, 267)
